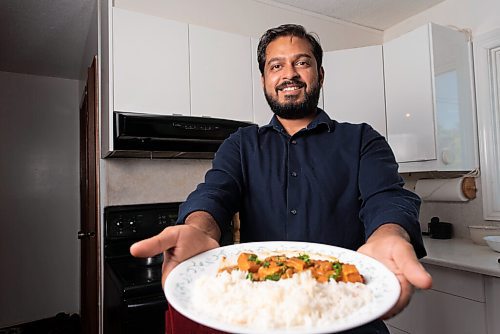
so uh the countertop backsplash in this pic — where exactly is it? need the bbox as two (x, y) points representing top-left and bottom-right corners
(104, 158), (212, 206)
(103, 161), (499, 241)
(403, 173), (500, 239)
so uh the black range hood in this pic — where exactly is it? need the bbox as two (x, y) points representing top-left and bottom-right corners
(109, 112), (254, 159)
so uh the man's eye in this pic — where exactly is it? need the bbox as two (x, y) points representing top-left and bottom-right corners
(296, 61), (308, 66)
(271, 64), (281, 70)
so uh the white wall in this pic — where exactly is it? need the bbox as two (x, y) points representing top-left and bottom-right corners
(0, 71), (81, 327)
(384, 0), (500, 41)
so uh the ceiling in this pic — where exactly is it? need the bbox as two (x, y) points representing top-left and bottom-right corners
(0, 0), (445, 80)
(271, 0), (445, 31)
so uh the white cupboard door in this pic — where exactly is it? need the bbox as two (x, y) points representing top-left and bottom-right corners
(384, 25), (436, 163)
(322, 45), (387, 137)
(251, 37), (273, 126)
(112, 8), (190, 115)
(189, 25), (253, 122)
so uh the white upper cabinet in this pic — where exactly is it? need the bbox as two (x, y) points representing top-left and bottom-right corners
(112, 8), (190, 116)
(322, 45), (387, 137)
(383, 23), (478, 172)
(189, 25), (253, 122)
(251, 37), (273, 126)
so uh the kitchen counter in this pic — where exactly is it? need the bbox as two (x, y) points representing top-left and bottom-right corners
(421, 236), (500, 277)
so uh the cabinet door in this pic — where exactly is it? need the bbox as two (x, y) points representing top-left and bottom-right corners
(384, 25), (436, 163)
(112, 8), (190, 115)
(189, 25), (253, 122)
(386, 264), (487, 334)
(251, 37), (273, 126)
(323, 45), (386, 137)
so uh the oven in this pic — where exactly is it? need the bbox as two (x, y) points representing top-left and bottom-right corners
(103, 202), (181, 334)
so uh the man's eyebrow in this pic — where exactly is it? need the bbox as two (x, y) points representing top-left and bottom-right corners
(267, 53), (313, 64)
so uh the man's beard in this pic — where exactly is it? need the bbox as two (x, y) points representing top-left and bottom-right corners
(264, 79), (321, 120)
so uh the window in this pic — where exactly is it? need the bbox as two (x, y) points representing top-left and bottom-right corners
(474, 29), (500, 220)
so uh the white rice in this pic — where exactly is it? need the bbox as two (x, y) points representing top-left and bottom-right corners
(191, 269), (373, 329)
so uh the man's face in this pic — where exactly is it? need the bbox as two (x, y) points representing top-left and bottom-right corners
(262, 36), (324, 119)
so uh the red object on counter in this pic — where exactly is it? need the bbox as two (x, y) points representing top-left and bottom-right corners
(165, 307), (229, 334)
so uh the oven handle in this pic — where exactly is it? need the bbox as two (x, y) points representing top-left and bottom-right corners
(126, 296), (168, 309)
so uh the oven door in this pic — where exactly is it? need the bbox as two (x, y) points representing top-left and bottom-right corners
(104, 264), (167, 334)
(124, 294), (168, 334)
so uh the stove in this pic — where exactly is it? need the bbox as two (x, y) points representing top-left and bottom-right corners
(103, 202), (181, 334)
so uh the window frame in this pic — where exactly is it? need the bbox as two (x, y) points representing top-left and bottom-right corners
(474, 29), (500, 220)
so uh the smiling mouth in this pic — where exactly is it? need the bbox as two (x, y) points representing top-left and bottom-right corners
(277, 81), (305, 93)
(281, 86), (302, 92)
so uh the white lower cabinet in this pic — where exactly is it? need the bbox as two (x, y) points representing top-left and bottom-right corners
(386, 263), (489, 334)
(485, 276), (500, 333)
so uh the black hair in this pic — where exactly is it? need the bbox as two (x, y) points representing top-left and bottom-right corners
(257, 24), (323, 75)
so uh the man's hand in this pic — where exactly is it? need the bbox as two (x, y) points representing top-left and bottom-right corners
(357, 223), (432, 319)
(130, 211), (221, 285)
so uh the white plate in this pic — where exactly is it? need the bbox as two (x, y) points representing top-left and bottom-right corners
(164, 241), (400, 334)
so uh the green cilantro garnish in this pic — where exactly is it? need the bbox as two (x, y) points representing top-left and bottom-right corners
(329, 262), (342, 281)
(246, 272), (254, 280)
(263, 261), (270, 268)
(297, 253), (310, 263)
(265, 273), (281, 281)
(248, 254), (258, 262)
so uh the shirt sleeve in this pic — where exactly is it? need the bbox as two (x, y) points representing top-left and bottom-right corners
(357, 124), (427, 258)
(176, 129), (244, 233)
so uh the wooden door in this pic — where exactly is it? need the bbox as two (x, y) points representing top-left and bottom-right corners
(79, 55), (100, 334)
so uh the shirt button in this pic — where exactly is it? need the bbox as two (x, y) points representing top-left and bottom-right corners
(291, 140), (297, 145)
(291, 171), (297, 177)
(290, 209), (297, 215)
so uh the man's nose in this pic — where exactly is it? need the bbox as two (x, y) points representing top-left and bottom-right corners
(282, 64), (299, 80)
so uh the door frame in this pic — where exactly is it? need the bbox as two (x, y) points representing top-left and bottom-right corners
(79, 55), (100, 334)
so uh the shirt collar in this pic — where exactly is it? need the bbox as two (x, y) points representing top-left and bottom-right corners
(258, 108), (335, 134)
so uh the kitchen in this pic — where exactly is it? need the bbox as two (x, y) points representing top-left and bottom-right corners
(1, 0), (500, 333)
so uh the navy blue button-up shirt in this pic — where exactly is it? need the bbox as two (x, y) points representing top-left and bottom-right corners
(178, 109), (425, 258)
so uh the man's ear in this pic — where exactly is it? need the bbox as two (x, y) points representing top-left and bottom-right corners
(319, 66), (325, 86)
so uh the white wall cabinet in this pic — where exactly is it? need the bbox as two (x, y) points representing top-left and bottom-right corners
(189, 25), (253, 122)
(386, 264), (493, 334)
(322, 45), (387, 137)
(100, 5), (255, 155)
(251, 37), (273, 126)
(383, 23), (478, 172)
(112, 8), (191, 116)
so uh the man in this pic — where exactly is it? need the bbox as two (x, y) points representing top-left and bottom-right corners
(131, 24), (432, 333)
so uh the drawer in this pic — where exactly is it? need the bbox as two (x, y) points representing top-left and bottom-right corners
(423, 263), (485, 302)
